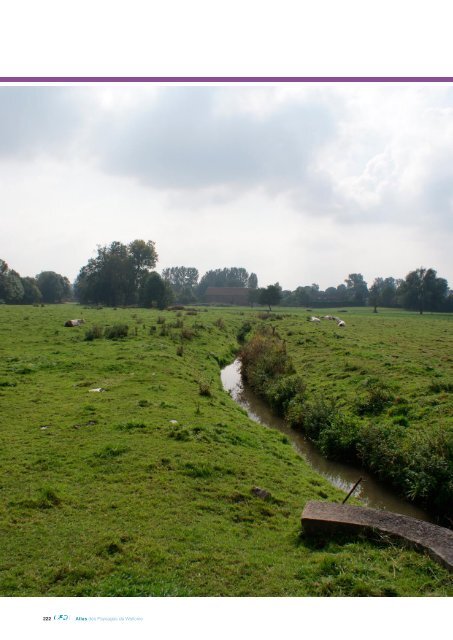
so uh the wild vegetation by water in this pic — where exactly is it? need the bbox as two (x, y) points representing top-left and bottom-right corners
(0, 304), (452, 596)
(239, 309), (453, 522)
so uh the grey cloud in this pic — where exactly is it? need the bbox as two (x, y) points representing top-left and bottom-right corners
(0, 87), (84, 158)
(0, 85), (452, 234)
(94, 87), (336, 192)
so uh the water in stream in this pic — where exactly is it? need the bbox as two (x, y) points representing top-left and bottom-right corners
(221, 359), (432, 522)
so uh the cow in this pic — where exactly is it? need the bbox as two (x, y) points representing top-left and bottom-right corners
(64, 319), (85, 327)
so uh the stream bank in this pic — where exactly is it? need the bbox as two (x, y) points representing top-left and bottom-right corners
(221, 359), (432, 522)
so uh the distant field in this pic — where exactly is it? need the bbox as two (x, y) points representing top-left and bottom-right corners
(0, 304), (452, 596)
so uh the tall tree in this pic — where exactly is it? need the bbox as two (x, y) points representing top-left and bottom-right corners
(162, 266), (199, 303)
(0, 262), (24, 303)
(36, 271), (71, 303)
(247, 272), (258, 289)
(75, 240), (157, 306)
(20, 277), (42, 304)
(380, 277), (399, 307)
(128, 240), (158, 287)
(259, 283), (282, 311)
(345, 273), (368, 305)
(398, 267), (449, 313)
(139, 272), (174, 309)
(368, 277), (384, 313)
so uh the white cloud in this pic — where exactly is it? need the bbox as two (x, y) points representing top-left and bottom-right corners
(0, 84), (452, 289)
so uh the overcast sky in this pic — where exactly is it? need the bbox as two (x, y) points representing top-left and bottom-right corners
(1, 83), (452, 290)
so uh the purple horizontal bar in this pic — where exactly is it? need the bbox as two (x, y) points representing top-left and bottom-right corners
(1, 77), (453, 83)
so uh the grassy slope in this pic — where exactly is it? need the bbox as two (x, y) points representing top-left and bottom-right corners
(0, 304), (451, 596)
(269, 308), (453, 512)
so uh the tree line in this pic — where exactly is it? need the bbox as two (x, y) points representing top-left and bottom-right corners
(0, 259), (71, 304)
(1, 239), (452, 313)
(280, 270), (453, 313)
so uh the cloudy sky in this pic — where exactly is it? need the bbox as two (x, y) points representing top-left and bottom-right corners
(0, 83), (452, 290)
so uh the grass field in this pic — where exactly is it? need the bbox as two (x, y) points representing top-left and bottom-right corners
(239, 307), (453, 518)
(0, 303), (452, 596)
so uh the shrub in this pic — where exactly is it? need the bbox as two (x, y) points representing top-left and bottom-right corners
(286, 394), (306, 426)
(84, 325), (104, 341)
(94, 445), (129, 459)
(316, 413), (361, 462)
(265, 374), (306, 415)
(0, 379), (16, 387)
(355, 378), (393, 415)
(36, 487), (61, 509)
(117, 421), (148, 431)
(180, 327), (195, 340)
(105, 324), (129, 340)
(237, 321), (252, 344)
(214, 317), (226, 330)
(183, 462), (215, 478)
(298, 397), (339, 441)
(198, 379), (212, 397)
(429, 381), (453, 393)
(240, 331), (293, 392)
(357, 422), (406, 483)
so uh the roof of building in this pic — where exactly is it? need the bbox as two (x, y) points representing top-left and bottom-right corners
(205, 287), (250, 296)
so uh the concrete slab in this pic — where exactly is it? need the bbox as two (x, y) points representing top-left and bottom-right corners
(301, 501), (453, 572)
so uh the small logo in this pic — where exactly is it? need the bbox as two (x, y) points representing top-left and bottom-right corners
(54, 614), (69, 621)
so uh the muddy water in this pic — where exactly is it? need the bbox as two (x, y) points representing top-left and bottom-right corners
(221, 359), (432, 521)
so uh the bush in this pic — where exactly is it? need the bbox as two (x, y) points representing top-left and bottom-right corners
(180, 327), (195, 340)
(265, 374), (306, 415)
(84, 325), (104, 341)
(240, 331), (293, 392)
(317, 413), (361, 462)
(198, 380), (212, 397)
(117, 421), (148, 431)
(357, 422), (406, 483)
(214, 317), (226, 330)
(237, 321), (252, 344)
(355, 378), (393, 415)
(105, 324), (129, 340)
(429, 381), (453, 393)
(297, 397), (339, 441)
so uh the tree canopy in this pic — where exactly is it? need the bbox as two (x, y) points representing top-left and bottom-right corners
(74, 240), (157, 306)
(139, 271), (174, 309)
(198, 267), (250, 297)
(259, 283), (282, 311)
(36, 271), (71, 303)
(162, 266), (199, 303)
(397, 267), (449, 313)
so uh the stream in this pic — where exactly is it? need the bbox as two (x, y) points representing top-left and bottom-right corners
(221, 359), (432, 522)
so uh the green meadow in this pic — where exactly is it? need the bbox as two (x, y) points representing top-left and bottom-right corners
(240, 307), (453, 519)
(0, 304), (452, 596)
